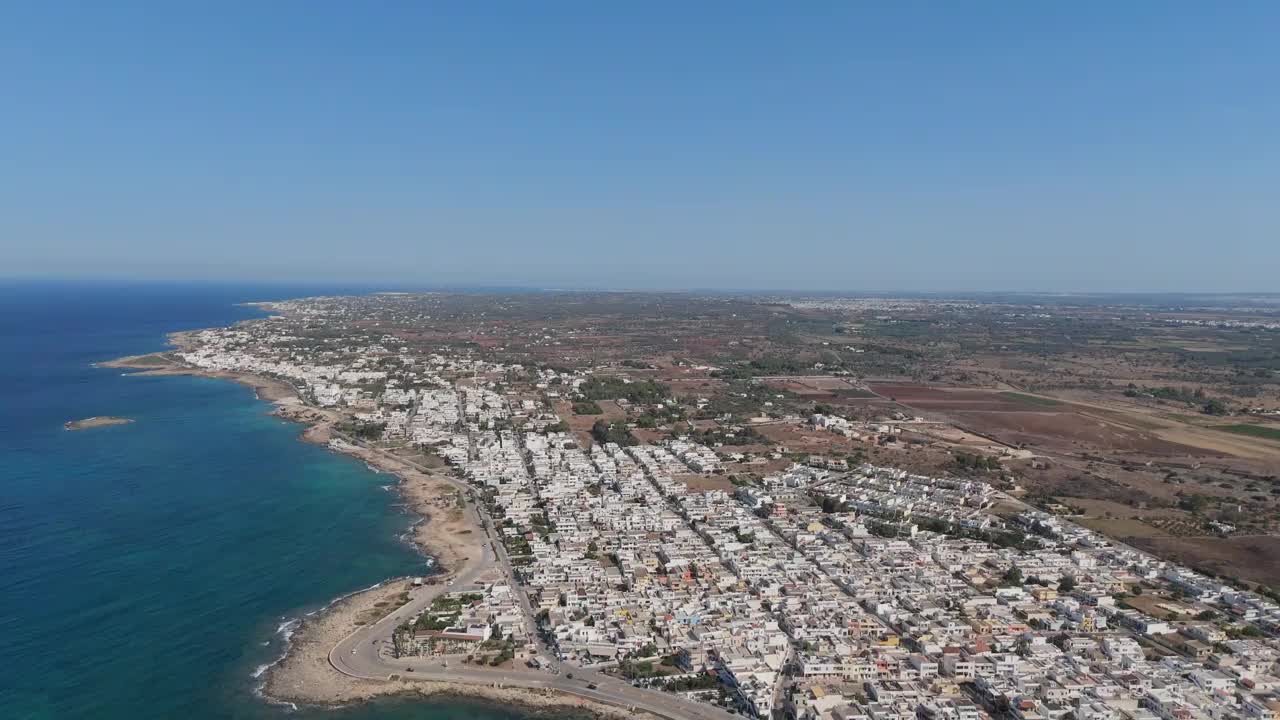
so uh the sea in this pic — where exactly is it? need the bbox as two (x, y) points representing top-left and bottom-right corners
(0, 282), (537, 720)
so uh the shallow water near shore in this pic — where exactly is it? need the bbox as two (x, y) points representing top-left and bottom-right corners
(0, 282), (534, 720)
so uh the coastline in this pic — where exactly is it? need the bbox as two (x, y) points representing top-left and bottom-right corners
(258, 579), (624, 717)
(105, 333), (636, 719)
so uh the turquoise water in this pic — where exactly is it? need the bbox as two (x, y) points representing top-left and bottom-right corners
(0, 283), (537, 720)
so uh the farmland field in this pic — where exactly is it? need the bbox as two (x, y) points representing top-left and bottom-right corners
(1214, 424), (1280, 442)
(999, 392), (1063, 407)
(868, 383), (1059, 412)
(762, 376), (878, 399)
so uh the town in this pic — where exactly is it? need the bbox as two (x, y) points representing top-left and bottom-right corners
(172, 294), (1280, 720)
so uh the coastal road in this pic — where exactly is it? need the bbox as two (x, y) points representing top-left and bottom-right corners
(329, 529), (737, 720)
(325, 439), (739, 720)
(333, 645), (739, 720)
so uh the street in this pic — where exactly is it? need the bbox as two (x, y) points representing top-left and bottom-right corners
(324, 439), (739, 720)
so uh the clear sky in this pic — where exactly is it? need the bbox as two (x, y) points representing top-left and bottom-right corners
(3, 2), (1277, 292)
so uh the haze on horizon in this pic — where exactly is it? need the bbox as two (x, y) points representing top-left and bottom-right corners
(2, 3), (1278, 293)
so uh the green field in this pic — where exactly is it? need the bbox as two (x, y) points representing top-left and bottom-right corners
(1000, 392), (1063, 407)
(1214, 424), (1280, 442)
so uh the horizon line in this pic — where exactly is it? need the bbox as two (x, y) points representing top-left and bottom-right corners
(2, 274), (1278, 298)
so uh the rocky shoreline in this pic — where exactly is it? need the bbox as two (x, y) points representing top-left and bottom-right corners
(258, 580), (617, 717)
(104, 333), (634, 719)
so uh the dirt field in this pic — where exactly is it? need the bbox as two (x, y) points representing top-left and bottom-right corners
(554, 398), (628, 447)
(755, 422), (860, 452)
(1129, 535), (1280, 589)
(948, 410), (1211, 456)
(663, 376), (726, 398)
(1075, 517), (1167, 539)
(1062, 497), (1187, 520)
(762, 376), (878, 399)
(1149, 423), (1280, 463)
(867, 383), (1037, 412)
(683, 474), (735, 493)
(860, 382), (1244, 460)
(1123, 593), (1200, 620)
(631, 428), (669, 444)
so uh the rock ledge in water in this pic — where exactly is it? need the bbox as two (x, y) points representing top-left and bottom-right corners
(65, 416), (134, 431)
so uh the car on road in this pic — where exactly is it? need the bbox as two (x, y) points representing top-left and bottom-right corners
(565, 672), (573, 680)
(586, 683), (598, 690)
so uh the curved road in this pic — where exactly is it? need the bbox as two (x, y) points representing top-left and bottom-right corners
(325, 440), (738, 720)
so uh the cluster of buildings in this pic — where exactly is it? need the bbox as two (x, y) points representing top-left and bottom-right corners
(397, 584), (531, 657)
(175, 302), (1280, 720)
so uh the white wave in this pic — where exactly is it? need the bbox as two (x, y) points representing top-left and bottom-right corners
(252, 578), (409, 691)
(248, 616), (302, 686)
(276, 617), (301, 638)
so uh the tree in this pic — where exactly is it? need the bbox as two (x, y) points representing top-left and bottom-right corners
(1201, 399), (1230, 416)
(1179, 494), (1211, 514)
(573, 401), (603, 415)
(1002, 567), (1023, 586)
(1058, 575), (1076, 593)
(591, 419), (635, 446)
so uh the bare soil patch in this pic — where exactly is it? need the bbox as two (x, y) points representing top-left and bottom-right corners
(1075, 517), (1166, 539)
(1128, 535), (1280, 589)
(949, 411), (1210, 456)
(682, 474), (734, 493)
(867, 383), (1037, 412)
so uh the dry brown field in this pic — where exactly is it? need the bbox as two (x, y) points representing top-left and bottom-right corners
(1129, 535), (1280, 588)
(683, 475), (735, 493)
(867, 383), (1034, 412)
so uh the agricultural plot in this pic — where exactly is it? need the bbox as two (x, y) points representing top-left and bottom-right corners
(1215, 424), (1280, 442)
(761, 376), (878, 399)
(867, 383), (1043, 412)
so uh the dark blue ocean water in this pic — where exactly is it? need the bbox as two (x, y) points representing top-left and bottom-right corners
(0, 282), (532, 720)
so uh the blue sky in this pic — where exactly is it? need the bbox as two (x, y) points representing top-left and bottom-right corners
(2, 2), (1277, 292)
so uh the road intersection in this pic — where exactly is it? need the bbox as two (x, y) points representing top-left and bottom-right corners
(324, 440), (739, 720)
